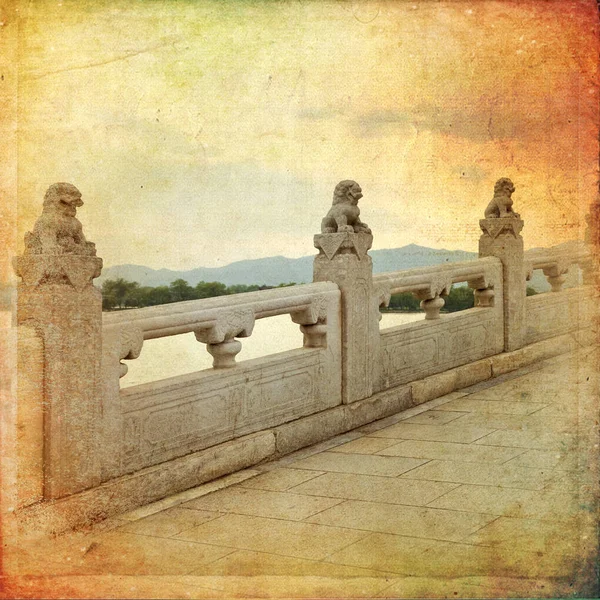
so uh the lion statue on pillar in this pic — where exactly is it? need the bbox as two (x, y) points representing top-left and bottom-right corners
(24, 183), (97, 256)
(484, 178), (520, 219)
(321, 180), (371, 234)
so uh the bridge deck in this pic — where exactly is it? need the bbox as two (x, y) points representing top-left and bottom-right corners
(8, 347), (599, 598)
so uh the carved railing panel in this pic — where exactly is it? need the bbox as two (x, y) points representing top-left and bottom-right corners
(373, 257), (500, 322)
(525, 240), (591, 293)
(374, 258), (504, 389)
(100, 283), (341, 479)
(103, 283), (340, 385)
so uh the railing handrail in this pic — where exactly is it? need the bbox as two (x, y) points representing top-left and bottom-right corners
(525, 240), (590, 271)
(102, 281), (339, 340)
(373, 256), (501, 296)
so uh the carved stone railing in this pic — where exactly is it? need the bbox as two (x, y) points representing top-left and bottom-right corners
(373, 258), (504, 390)
(525, 240), (593, 292)
(524, 240), (596, 344)
(103, 282), (337, 375)
(99, 282), (342, 480)
(11, 178), (598, 534)
(373, 257), (500, 320)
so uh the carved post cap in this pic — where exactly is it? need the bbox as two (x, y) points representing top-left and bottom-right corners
(13, 254), (103, 290)
(479, 217), (524, 239)
(484, 178), (519, 218)
(14, 183), (102, 289)
(314, 231), (373, 261)
(314, 180), (374, 260)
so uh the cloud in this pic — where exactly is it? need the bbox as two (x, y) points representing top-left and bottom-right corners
(353, 101), (530, 143)
(353, 110), (415, 138)
(15, 0), (597, 270)
(297, 107), (344, 121)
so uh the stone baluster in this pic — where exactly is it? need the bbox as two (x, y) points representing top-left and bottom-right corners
(542, 263), (569, 292)
(205, 338), (242, 368)
(118, 324), (144, 377)
(313, 180), (381, 403)
(478, 177), (525, 351)
(473, 287), (495, 307)
(419, 295), (445, 319)
(195, 307), (255, 368)
(415, 276), (451, 320)
(291, 295), (328, 348)
(13, 183), (104, 499)
(468, 275), (495, 308)
(299, 323), (328, 347)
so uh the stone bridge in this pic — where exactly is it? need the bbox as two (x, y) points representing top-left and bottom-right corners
(3, 179), (599, 598)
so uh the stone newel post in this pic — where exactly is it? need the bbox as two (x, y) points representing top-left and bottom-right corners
(14, 183), (103, 499)
(313, 181), (380, 404)
(478, 178), (525, 351)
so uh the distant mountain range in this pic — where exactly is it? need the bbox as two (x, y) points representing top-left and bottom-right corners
(98, 244), (476, 287)
(97, 243), (554, 292)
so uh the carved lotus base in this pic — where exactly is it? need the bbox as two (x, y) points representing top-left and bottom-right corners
(13, 254), (103, 290)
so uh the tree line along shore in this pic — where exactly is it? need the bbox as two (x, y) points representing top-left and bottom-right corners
(101, 277), (538, 312)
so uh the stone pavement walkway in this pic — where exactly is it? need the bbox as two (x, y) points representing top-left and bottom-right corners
(4, 347), (599, 599)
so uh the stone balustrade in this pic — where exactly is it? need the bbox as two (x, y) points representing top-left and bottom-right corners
(374, 257), (500, 317)
(374, 257), (504, 391)
(99, 282), (342, 482)
(525, 240), (591, 292)
(523, 240), (595, 345)
(103, 282), (338, 374)
(11, 178), (598, 535)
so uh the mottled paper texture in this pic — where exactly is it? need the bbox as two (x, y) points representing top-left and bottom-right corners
(1, 0), (599, 598)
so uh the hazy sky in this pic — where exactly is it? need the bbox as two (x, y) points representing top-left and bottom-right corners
(14, 0), (599, 270)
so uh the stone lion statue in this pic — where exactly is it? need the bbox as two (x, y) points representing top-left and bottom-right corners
(321, 180), (371, 234)
(24, 183), (97, 256)
(484, 178), (520, 219)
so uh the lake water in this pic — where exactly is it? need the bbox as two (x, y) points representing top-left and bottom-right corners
(122, 312), (423, 388)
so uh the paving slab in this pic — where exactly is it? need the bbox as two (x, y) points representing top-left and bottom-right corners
(175, 513), (370, 560)
(288, 471), (458, 506)
(7, 347), (598, 598)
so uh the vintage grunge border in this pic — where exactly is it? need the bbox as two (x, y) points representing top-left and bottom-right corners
(1, 1), (599, 598)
